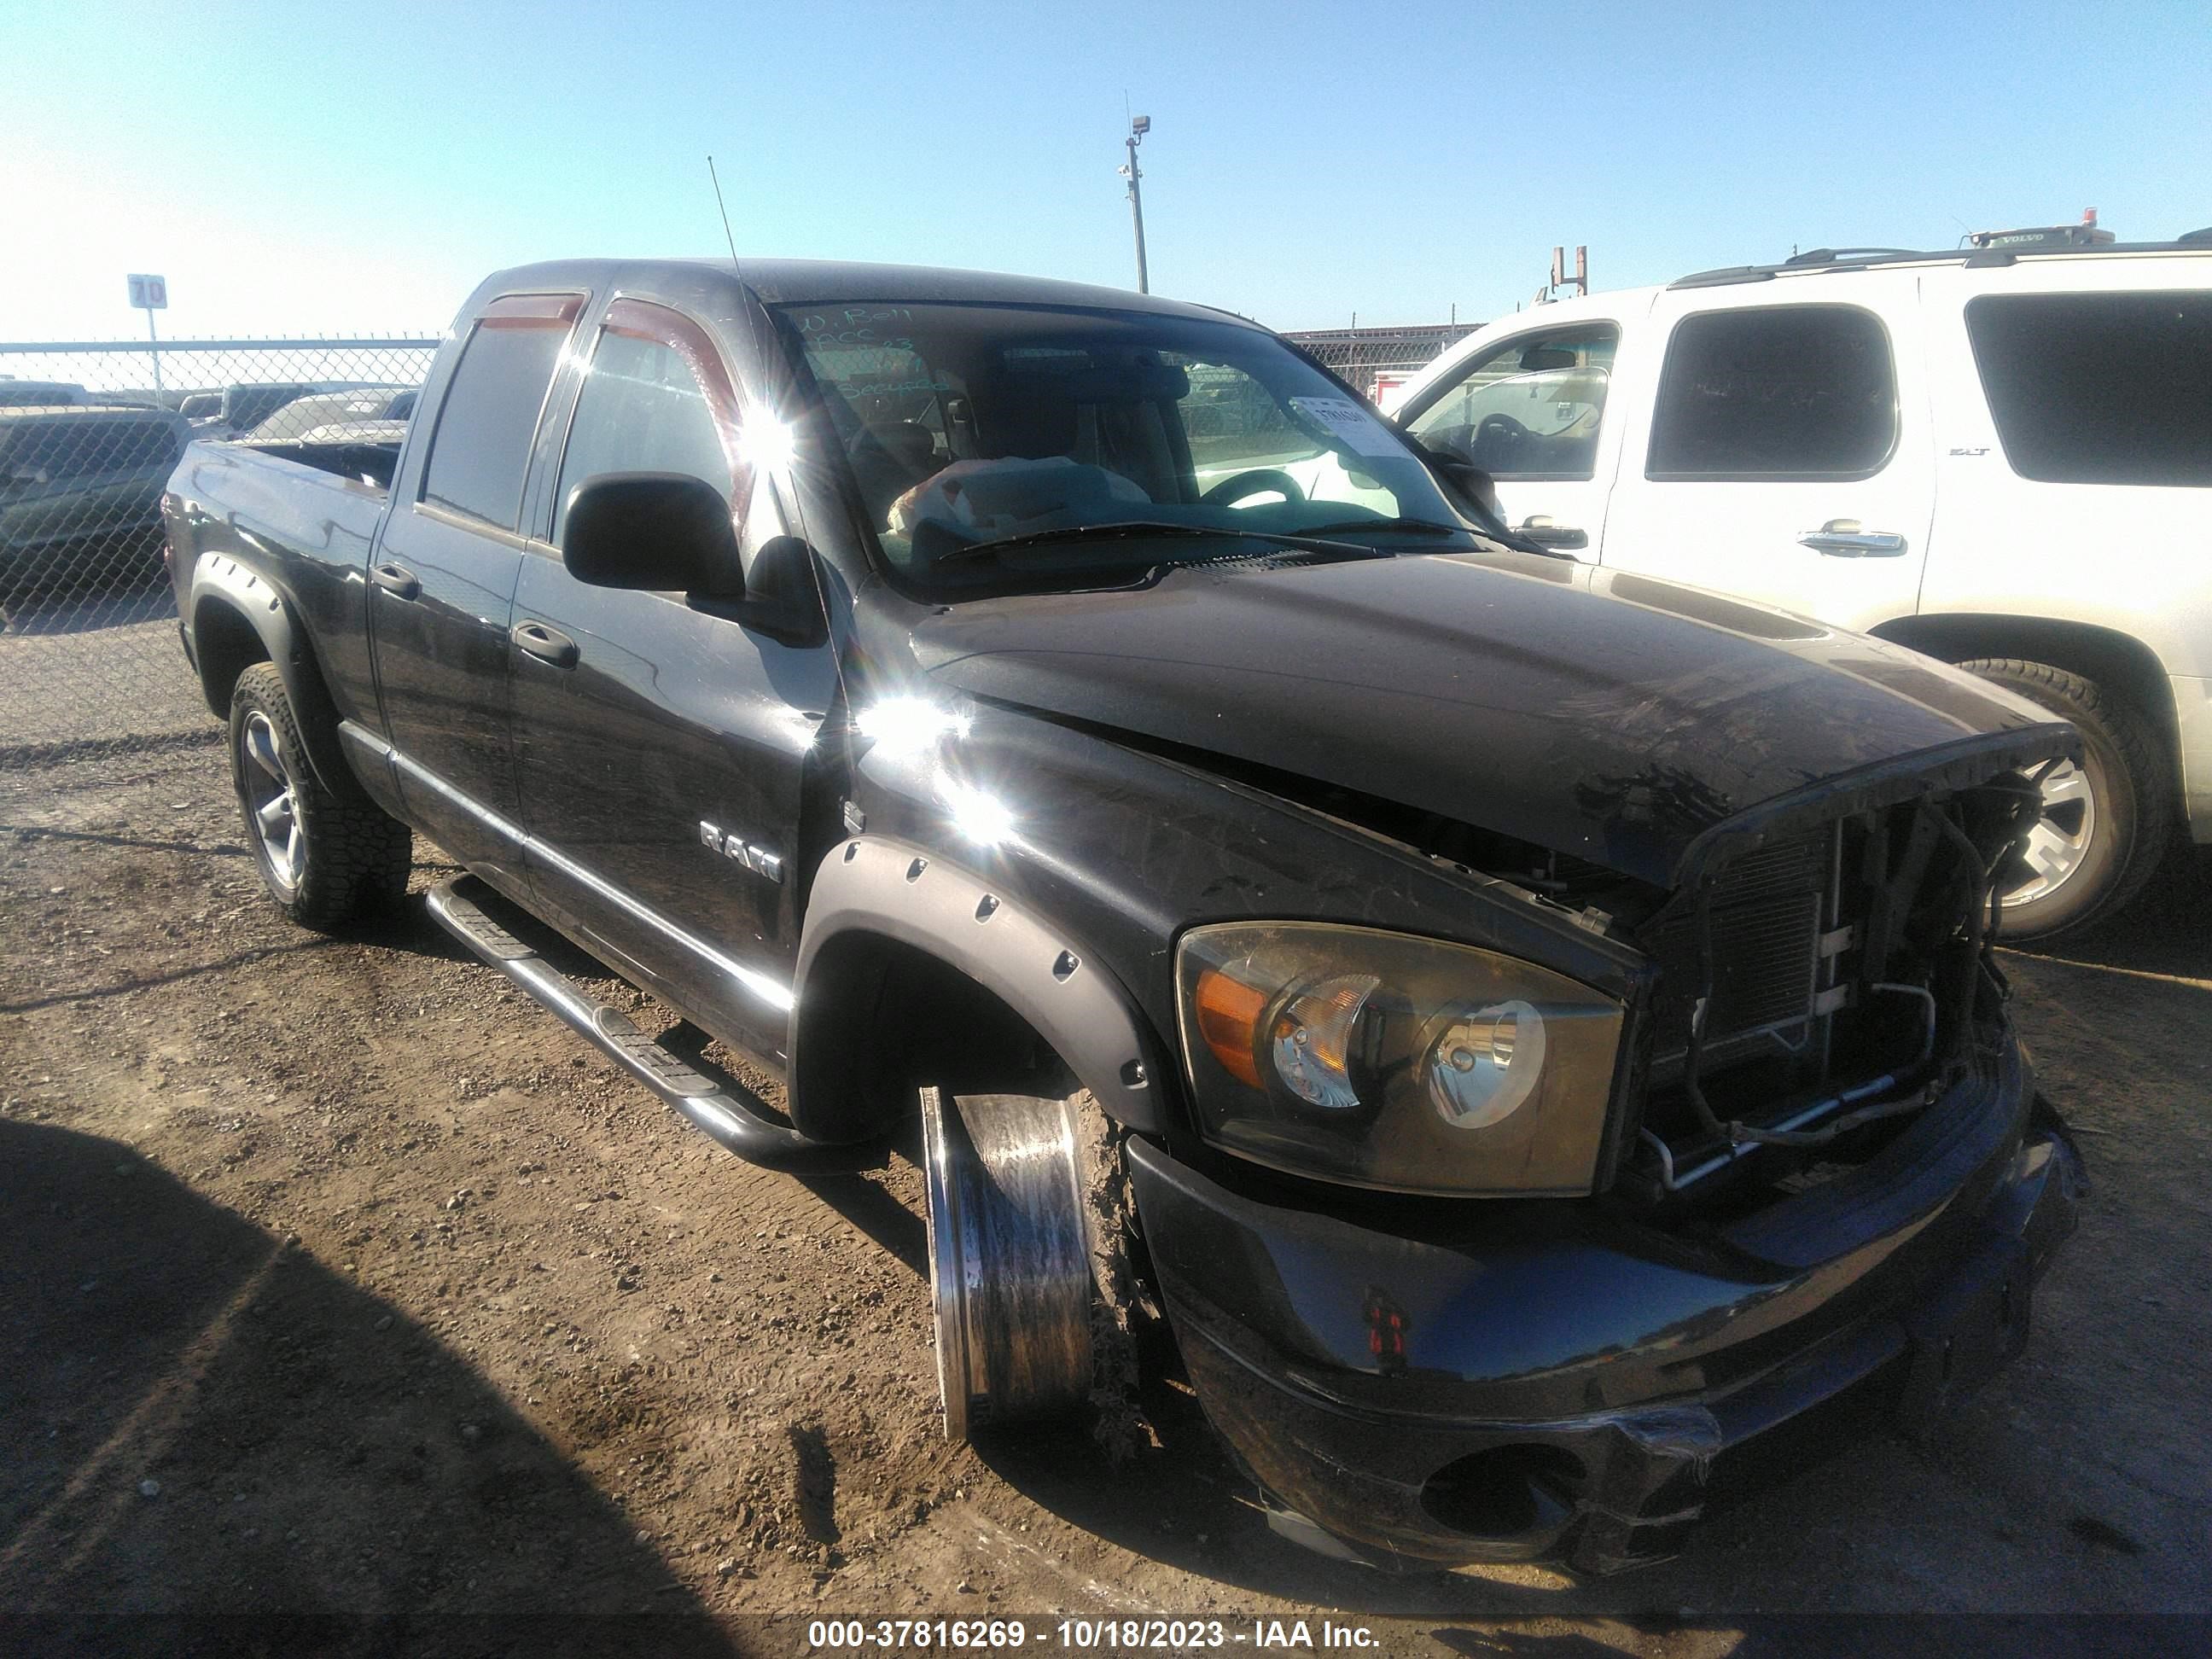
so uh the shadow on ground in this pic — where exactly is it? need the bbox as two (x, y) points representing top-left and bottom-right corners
(0, 1119), (736, 1654)
(2002, 843), (2212, 983)
(0, 580), (174, 638)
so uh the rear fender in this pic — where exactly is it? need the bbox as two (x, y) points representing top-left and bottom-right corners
(189, 552), (352, 797)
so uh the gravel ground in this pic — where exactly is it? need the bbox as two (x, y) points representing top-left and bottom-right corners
(2, 736), (2208, 1657)
(0, 589), (205, 754)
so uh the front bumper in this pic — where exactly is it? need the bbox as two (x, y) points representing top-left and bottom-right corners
(1127, 1034), (2081, 1575)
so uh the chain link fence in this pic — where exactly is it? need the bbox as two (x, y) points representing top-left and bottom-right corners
(0, 339), (437, 812)
(1284, 323), (1481, 401)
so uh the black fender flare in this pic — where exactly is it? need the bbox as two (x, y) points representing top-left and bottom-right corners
(188, 552), (352, 798)
(789, 835), (1168, 1140)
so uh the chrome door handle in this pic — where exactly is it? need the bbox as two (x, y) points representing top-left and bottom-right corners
(1516, 515), (1589, 552)
(511, 620), (579, 669)
(371, 562), (421, 599)
(1799, 521), (1907, 558)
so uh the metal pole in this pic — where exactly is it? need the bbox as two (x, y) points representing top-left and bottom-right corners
(1124, 131), (1150, 294)
(145, 309), (163, 396)
(1118, 115), (1152, 294)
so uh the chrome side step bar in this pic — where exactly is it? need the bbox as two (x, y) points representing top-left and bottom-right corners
(425, 876), (864, 1173)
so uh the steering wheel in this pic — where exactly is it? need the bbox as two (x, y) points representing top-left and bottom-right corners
(1202, 468), (1307, 508)
(1475, 413), (1534, 460)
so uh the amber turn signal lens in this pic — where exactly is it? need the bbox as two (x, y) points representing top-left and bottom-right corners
(1193, 967), (1267, 1088)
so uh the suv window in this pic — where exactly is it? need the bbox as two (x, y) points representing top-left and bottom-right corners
(1647, 305), (1896, 480)
(0, 382), (86, 408)
(554, 313), (740, 543)
(2, 415), (180, 480)
(421, 295), (580, 528)
(1403, 325), (1618, 480)
(1965, 291), (2212, 486)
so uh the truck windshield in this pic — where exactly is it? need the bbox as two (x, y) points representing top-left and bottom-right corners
(777, 300), (1475, 591)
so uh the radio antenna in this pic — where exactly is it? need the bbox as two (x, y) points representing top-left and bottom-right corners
(707, 154), (742, 271)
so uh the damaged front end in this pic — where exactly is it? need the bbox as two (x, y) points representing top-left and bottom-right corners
(1617, 750), (2053, 1214)
(1127, 735), (2087, 1575)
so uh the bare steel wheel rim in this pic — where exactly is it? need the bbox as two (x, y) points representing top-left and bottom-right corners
(917, 1087), (1094, 1443)
(2007, 756), (2098, 908)
(242, 710), (304, 896)
(917, 1086), (972, 1442)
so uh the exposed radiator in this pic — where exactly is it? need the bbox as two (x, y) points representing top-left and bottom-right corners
(1646, 831), (1831, 1074)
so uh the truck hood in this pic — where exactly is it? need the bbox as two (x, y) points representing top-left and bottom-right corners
(908, 551), (2073, 888)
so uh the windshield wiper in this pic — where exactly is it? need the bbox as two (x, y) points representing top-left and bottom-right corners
(928, 519), (1381, 568)
(1295, 516), (1472, 538)
(1302, 512), (1559, 559)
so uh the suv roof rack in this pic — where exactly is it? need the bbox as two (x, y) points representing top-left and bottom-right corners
(1670, 235), (2212, 290)
(1782, 247), (1921, 266)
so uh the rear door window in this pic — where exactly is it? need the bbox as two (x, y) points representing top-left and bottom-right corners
(421, 294), (582, 528)
(1646, 305), (1897, 480)
(1965, 291), (2212, 486)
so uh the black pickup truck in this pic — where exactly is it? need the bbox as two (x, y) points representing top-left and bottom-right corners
(164, 258), (2083, 1575)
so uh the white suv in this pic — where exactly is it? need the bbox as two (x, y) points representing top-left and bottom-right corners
(1387, 235), (2212, 938)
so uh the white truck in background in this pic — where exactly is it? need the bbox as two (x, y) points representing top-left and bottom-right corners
(1387, 228), (2212, 938)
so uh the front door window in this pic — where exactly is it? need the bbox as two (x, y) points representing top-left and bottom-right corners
(1404, 325), (1619, 480)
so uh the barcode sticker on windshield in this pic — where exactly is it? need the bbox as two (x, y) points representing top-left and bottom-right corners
(1289, 395), (1402, 457)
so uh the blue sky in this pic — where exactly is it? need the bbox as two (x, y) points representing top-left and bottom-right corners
(4, 0), (2205, 340)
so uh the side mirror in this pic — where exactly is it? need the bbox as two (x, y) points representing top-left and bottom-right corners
(562, 471), (742, 597)
(1410, 437), (1500, 519)
(719, 533), (829, 647)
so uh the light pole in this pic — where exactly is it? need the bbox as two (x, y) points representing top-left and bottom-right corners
(1119, 114), (1151, 294)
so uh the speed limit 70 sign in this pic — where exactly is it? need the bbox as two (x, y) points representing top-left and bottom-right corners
(127, 274), (168, 310)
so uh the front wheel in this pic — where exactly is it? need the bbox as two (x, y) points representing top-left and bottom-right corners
(1956, 657), (2174, 940)
(229, 662), (411, 930)
(918, 1086), (1147, 1454)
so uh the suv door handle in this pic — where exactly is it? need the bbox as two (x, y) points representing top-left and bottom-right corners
(1516, 515), (1589, 551)
(1799, 521), (1908, 558)
(511, 620), (579, 669)
(371, 562), (421, 599)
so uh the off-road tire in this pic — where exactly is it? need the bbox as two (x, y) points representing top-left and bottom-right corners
(229, 662), (411, 931)
(1955, 657), (2174, 940)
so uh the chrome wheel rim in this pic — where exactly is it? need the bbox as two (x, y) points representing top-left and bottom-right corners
(242, 711), (304, 895)
(2006, 756), (2097, 907)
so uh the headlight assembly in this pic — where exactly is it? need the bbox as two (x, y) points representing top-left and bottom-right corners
(1176, 923), (1625, 1196)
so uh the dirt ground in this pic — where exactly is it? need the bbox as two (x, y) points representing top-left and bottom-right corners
(3, 738), (2208, 1656)
(0, 593), (203, 754)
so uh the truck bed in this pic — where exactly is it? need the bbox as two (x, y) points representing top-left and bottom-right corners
(226, 435), (403, 492)
(167, 437), (396, 731)
(172, 436), (393, 562)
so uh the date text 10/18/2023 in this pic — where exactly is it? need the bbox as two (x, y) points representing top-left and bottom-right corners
(806, 1619), (1382, 1650)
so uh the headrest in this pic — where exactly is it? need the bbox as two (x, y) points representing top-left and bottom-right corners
(986, 356), (1191, 457)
